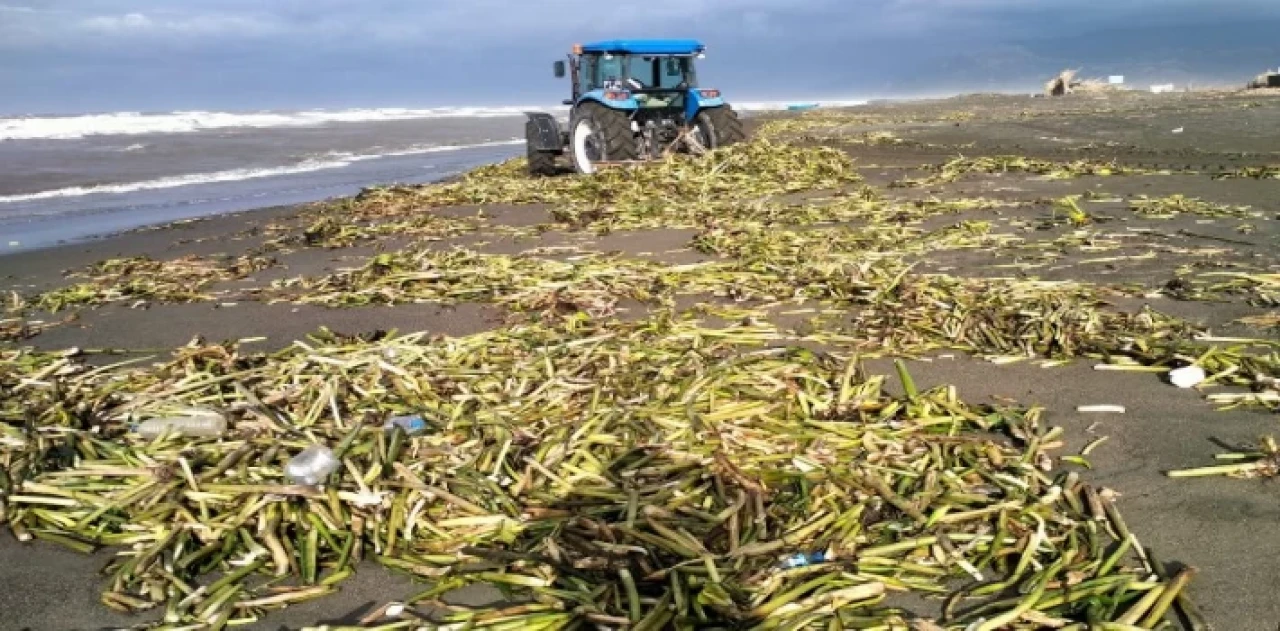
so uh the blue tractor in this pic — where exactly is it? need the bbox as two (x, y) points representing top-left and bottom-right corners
(524, 39), (747, 176)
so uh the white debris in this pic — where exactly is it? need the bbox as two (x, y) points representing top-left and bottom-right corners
(1168, 365), (1207, 388)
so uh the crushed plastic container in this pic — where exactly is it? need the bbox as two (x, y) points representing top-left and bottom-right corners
(135, 414), (227, 439)
(285, 445), (339, 486)
(383, 414), (428, 435)
(781, 551), (830, 568)
(1168, 365), (1207, 388)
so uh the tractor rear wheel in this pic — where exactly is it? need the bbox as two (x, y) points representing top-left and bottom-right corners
(525, 120), (559, 177)
(570, 103), (638, 174)
(694, 106), (747, 151)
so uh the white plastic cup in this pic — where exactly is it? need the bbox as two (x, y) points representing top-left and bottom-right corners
(285, 445), (340, 486)
(1169, 365), (1206, 388)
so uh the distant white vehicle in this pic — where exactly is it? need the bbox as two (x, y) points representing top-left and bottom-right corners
(1150, 84), (1176, 94)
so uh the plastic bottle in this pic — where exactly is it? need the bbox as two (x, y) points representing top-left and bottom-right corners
(383, 414), (428, 435)
(781, 551), (829, 569)
(285, 445), (340, 486)
(135, 415), (227, 439)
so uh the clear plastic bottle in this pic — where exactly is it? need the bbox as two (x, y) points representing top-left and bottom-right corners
(285, 445), (339, 486)
(135, 415), (227, 439)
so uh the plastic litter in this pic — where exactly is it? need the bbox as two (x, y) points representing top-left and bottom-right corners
(285, 445), (340, 486)
(134, 414), (227, 439)
(781, 551), (829, 568)
(1168, 365), (1207, 388)
(383, 414), (429, 435)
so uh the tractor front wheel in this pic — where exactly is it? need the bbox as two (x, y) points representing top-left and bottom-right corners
(693, 106), (747, 152)
(570, 103), (638, 174)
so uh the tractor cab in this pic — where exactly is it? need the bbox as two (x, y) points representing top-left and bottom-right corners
(524, 39), (746, 175)
(555, 40), (712, 111)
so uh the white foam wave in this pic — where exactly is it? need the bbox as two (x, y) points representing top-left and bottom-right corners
(734, 100), (869, 111)
(0, 107), (545, 141)
(0, 139), (522, 203)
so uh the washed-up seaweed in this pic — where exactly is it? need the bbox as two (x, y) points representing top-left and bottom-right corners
(892, 156), (1166, 189)
(336, 141), (858, 223)
(267, 248), (702, 316)
(1162, 270), (1279, 307)
(0, 316), (66, 342)
(32, 254), (277, 313)
(1128, 195), (1258, 219)
(1210, 165), (1280, 180)
(1167, 435), (1280, 478)
(0, 313), (1209, 629)
(2, 122), (1277, 630)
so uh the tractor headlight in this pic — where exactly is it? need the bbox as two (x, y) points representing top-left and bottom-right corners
(699, 90), (720, 99)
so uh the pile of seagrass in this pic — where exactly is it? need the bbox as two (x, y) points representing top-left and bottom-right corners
(2, 137), (1277, 630)
(34, 254), (277, 312)
(1, 312), (1209, 629)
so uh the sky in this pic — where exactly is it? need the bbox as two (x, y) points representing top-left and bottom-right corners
(3, 1), (1280, 114)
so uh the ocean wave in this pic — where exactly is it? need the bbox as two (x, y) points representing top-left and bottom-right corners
(0, 139), (521, 203)
(0, 107), (549, 141)
(734, 100), (869, 111)
(0, 101), (864, 141)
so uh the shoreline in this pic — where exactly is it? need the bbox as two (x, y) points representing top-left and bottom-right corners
(0, 142), (522, 254)
(7, 86), (1266, 256)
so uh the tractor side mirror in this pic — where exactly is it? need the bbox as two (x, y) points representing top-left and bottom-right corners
(553, 61), (566, 78)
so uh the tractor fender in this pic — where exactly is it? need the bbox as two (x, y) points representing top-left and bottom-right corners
(578, 91), (641, 111)
(524, 112), (564, 152)
(684, 89), (727, 125)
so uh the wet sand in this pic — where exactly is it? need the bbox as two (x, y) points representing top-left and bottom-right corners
(2, 91), (1279, 630)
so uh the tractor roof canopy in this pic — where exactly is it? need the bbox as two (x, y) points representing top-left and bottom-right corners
(579, 39), (705, 55)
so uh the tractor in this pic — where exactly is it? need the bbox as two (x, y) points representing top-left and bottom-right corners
(523, 39), (746, 176)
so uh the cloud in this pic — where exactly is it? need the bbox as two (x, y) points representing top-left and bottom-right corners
(5, 0), (837, 47)
(79, 12), (152, 32)
(2, 0), (1279, 112)
(8, 0), (1274, 50)
(76, 11), (279, 37)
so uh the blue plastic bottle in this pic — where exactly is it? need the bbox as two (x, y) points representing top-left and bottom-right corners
(383, 414), (428, 434)
(781, 551), (829, 568)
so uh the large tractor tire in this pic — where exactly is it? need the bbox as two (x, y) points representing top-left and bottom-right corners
(525, 120), (558, 177)
(694, 106), (747, 151)
(569, 102), (638, 174)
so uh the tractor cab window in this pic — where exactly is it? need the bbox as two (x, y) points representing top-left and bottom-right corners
(598, 55), (626, 90)
(581, 53), (697, 92)
(657, 57), (695, 89)
(625, 56), (695, 90)
(578, 55), (598, 95)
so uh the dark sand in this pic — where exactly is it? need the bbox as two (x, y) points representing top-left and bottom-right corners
(3, 91), (1279, 630)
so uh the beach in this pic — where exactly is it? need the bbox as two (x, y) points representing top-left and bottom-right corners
(2, 90), (1279, 630)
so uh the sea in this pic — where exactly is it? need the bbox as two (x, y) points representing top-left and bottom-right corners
(0, 101), (865, 252)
